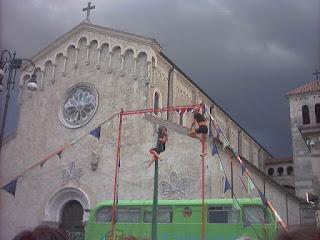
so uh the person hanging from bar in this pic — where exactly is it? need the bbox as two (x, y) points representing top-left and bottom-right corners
(187, 106), (208, 156)
(146, 126), (168, 169)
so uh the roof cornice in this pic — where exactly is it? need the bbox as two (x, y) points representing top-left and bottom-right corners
(25, 22), (162, 66)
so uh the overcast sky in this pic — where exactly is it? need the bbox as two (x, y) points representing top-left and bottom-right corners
(0, 0), (319, 157)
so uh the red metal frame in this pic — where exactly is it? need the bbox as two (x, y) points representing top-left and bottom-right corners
(110, 103), (205, 240)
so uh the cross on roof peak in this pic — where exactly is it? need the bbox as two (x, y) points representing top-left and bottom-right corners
(313, 68), (320, 81)
(82, 2), (95, 23)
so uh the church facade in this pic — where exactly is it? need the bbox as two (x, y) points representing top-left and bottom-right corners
(0, 19), (307, 239)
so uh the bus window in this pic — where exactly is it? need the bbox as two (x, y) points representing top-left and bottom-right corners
(143, 207), (172, 223)
(207, 206), (239, 223)
(117, 207), (141, 223)
(243, 206), (269, 224)
(96, 207), (112, 223)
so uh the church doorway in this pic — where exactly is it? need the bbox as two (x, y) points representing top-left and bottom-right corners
(60, 200), (84, 240)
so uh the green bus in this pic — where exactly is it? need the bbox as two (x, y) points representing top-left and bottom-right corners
(85, 198), (277, 240)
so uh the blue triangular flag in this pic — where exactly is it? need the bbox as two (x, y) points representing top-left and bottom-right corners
(90, 125), (101, 140)
(216, 127), (222, 138)
(258, 189), (268, 207)
(224, 178), (231, 193)
(212, 144), (218, 156)
(232, 149), (238, 157)
(241, 163), (246, 175)
(1, 178), (18, 197)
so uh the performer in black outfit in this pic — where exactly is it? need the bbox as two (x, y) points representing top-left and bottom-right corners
(188, 106), (208, 154)
(147, 126), (168, 168)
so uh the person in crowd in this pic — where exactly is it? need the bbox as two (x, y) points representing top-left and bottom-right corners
(13, 225), (68, 240)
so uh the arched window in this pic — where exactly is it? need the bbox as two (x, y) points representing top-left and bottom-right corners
(277, 167), (284, 176)
(302, 105), (310, 125)
(315, 104), (320, 123)
(153, 90), (162, 116)
(287, 166), (293, 176)
(267, 168), (274, 176)
(151, 57), (156, 82)
(154, 92), (159, 114)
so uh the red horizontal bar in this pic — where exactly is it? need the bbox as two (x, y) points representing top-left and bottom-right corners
(120, 104), (204, 116)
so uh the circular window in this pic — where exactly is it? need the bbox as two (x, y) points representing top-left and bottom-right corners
(59, 83), (98, 128)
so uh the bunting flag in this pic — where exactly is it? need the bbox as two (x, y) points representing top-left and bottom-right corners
(241, 163), (246, 175)
(239, 177), (248, 193)
(232, 149), (238, 157)
(180, 108), (187, 114)
(258, 189), (268, 207)
(56, 150), (63, 160)
(217, 160), (223, 173)
(90, 125), (101, 140)
(216, 127), (222, 138)
(187, 108), (193, 113)
(223, 138), (230, 150)
(248, 178), (255, 193)
(212, 144), (218, 156)
(232, 197), (241, 210)
(224, 178), (231, 193)
(1, 178), (18, 197)
(39, 158), (49, 169)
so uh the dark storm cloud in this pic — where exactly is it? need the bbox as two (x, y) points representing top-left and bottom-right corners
(1, 0), (319, 156)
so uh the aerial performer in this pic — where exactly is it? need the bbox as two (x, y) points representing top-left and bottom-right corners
(146, 126), (168, 169)
(187, 106), (208, 156)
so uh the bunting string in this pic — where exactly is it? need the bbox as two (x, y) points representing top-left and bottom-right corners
(1, 112), (119, 196)
(207, 111), (288, 231)
(209, 127), (271, 239)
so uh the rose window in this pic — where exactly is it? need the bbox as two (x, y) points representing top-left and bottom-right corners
(59, 83), (98, 128)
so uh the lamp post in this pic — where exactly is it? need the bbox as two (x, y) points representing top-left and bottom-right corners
(0, 49), (38, 153)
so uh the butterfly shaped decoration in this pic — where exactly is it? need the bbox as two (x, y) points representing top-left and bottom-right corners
(159, 172), (190, 199)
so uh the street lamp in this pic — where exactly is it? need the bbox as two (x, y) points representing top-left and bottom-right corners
(0, 49), (37, 153)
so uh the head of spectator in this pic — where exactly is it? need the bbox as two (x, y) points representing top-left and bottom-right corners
(13, 225), (68, 240)
(278, 226), (320, 240)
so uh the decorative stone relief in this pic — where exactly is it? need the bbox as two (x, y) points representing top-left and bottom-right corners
(159, 172), (190, 199)
(59, 162), (83, 186)
(155, 69), (167, 82)
(175, 85), (192, 101)
(90, 150), (99, 171)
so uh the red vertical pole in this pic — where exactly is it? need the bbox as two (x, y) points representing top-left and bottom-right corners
(201, 141), (205, 240)
(111, 110), (123, 240)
